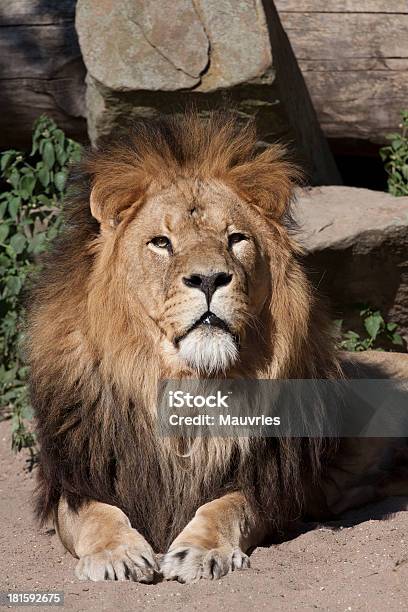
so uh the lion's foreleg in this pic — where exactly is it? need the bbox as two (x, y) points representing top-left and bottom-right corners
(161, 491), (266, 583)
(56, 497), (159, 582)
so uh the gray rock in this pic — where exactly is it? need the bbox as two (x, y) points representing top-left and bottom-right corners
(77, 0), (209, 92)
(76, 0), (340, 185)
(297, 186), (408, 342)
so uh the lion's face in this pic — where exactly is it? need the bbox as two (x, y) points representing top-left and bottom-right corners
(120, 177), (270, 374)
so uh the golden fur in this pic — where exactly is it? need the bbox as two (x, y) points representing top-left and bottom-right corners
(28, 113), (343, 557)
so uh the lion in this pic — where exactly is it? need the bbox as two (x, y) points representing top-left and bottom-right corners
(26, 113), (408, 584)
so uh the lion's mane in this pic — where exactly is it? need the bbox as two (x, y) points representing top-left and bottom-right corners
(27, 114), (341, 551)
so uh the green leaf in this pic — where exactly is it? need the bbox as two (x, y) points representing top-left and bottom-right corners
(364, 313), (382, 339)
(54, 170), (67, 192)
(27, 232), (46, 255)
(340, 337), (359, 351)
(9, 233), (26, 255)
(21, 403), (34, 420)
(6, 275), (22, 294)
(0, 201), (7, 219)
(55, 146), (67, 167)
(69, 143), (82, 163)
(38, 166), (50, 188)
(36, 193), (51, 205)
(0, 224), (10, 242)
(8, 196), (21, 220)
(53, 129), (65, 146)
(386, 322), (398, 332)
(344, 331), (360, 340)
(8, 169), (20, 190)
(391, 333), (404, 346)
(20, 174), (36, 197)
(361, 338), (372, 349)
(42, 141), (55, 169)
(1, 151), (15, 172)
(359, 306), (370, 317)
(387, 133), (401, 141)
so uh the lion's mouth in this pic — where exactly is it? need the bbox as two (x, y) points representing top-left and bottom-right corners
(174, 311), (234, 346)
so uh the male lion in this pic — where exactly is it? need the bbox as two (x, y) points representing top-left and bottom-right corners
(27, 113), (408, 584)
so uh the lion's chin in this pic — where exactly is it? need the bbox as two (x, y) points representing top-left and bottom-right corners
(178, 326), (238, 375)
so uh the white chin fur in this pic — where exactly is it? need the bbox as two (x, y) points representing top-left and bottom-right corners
(178, 327), (238, 374)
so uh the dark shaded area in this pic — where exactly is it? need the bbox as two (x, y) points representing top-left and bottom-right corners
(260, 0), (341, 186)
(303, 227), (408, 348)
(330, 138), (388, 192)
(95, 80), (291, 145)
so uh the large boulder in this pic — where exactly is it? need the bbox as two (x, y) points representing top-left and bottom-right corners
(75, 0), (340, 185)
(297, 186), (408, 342)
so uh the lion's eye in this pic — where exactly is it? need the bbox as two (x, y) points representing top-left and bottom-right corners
(228, 233), (247, 248)
(150, 236), (172, 251)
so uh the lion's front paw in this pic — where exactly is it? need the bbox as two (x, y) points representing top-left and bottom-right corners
(161, 545), (250, 584)
(75, 532), (159, 582)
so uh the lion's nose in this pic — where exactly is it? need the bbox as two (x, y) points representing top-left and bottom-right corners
(183, 272), (232, 306)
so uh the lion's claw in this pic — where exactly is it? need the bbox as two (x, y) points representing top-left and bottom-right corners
(75, 540), (159, 582)
(161, 545), (250, 583)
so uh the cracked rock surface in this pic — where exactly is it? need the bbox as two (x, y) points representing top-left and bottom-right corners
(76, 0), (271, 92)
(76, 0), (209, 91)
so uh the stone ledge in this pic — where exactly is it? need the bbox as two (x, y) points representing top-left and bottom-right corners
(296, 186), (408, 342)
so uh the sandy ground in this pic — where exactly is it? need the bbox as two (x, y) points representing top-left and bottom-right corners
(0, 419), (407, 612)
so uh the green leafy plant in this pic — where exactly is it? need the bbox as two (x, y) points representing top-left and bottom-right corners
(0, 116), (81, 454)
(335, 307), (404, 352)
(380, 110), (408, 196)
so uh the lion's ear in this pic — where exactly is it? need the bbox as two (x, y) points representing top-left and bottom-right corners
(229, 146), (302, 220)
(89, 186), (123, 229)
(90, 186), (103, 224)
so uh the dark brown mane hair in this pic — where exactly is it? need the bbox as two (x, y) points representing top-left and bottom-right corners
(26, 112), (340, 551)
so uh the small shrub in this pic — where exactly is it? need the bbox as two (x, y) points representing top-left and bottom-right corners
(380, 110), (408, 196)
(335, 307), (404, 352)
(0, 116), (81, 453)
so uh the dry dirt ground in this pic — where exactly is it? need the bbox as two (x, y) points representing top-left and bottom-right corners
(1, 419), (407, 612)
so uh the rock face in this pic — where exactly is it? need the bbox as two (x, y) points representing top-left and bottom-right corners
(275, 0), (408, 143)
(75, 0), (340, 185)
(297, 186), (408, 342)
(0, 0), (86, 150)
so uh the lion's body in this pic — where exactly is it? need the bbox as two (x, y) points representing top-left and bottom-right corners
(26, 114), (408, 581)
